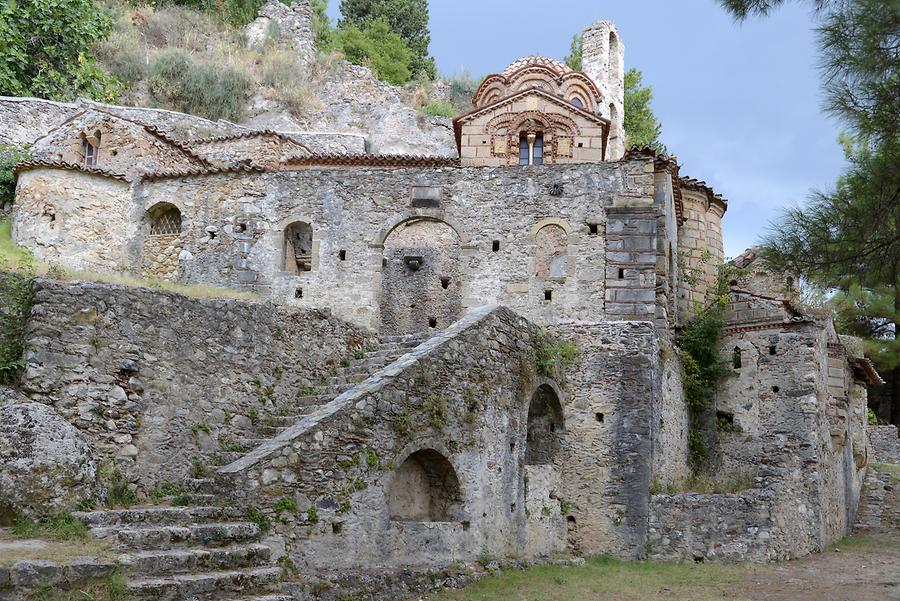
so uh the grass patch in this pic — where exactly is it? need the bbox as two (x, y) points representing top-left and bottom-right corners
(14, 569), (128, 600)
(0, 528), (114, 568)
(10, 513), (89, 542)
(872, 462), (900, 481)
(432, 556), (750, 601)
(420, 99), (454, 118)
(829, 534), (900, 552)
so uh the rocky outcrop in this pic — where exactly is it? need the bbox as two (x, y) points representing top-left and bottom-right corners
(0, 390), (98, 521)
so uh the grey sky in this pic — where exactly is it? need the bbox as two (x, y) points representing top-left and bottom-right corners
(326, 1), (844, 258)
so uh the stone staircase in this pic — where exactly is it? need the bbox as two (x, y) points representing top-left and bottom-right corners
(75, 505), (286, 601)
(73, 333), (432, 600)
(197, 333), (430, 477)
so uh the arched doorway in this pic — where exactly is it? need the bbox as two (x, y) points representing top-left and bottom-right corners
(525, 383), (565, 465)
(380, 218), (462, 335)
(388, 449), (462, 522)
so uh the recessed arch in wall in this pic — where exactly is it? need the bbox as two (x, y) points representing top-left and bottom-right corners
(534, 223), (570, 279)
(282, 220), (314, 274)
(379, 217), (462, 335)
(142, 202), (184, 280)
(388, 449), (463, 522)
(525, 381), (565, 465)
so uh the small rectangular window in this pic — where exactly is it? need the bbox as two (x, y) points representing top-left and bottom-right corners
(588, 223), (599, 235)
(618, 268), (625, 279)
(338, 250), (346, 261)
(492, 240), (500, 252)
(84, 142), (97, 167)
(544, 290), (553, 301)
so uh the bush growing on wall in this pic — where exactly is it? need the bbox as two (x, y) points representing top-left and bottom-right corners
(148, 50), (254, 121)
(0, 221), (34, 386)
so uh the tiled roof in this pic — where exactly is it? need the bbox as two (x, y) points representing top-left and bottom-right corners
(188, 130), (310, 150)
(13, 160), (129, 181)
(283, 153), (459, 168)
(141, 164), (270, 180)
(139, 153), (459, 180)
(679, 176), (728, 209)
(850, 357), (885, 386)
(501, 56), (573, 78)
(87, 107), (211, 166)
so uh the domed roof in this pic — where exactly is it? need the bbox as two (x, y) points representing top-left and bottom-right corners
(500, 56), (573, 78)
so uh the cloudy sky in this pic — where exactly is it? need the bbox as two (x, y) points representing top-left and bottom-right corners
(326, 1), (845, 258)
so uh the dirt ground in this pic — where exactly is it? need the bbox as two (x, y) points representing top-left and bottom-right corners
(734, 472), (900, 601)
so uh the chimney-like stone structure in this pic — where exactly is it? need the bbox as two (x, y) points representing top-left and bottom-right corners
(581, 21), (625, 160)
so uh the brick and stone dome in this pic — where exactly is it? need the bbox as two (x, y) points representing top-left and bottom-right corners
(500, 56), (573, 78)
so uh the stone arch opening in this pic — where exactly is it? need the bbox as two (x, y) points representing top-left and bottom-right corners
(283, 221), (313, 274)
(535, 224), (569, 279)
(526, 383), (564, 465)
(608, 31), (621, 82)
(388, 449), (462, 522)
(142, 202), (183, 280)
(380, 218), (461, 335)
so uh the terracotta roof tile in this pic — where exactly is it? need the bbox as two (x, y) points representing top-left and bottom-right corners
(501, 56), (573, 78)
(13, 160), (129, 181)
(188, 130), (310, 151)
(283, 153), (459, 168)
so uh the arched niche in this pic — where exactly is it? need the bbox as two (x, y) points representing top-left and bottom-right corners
(535, 224), (569, 279)
(388, 449), (462, 522)
(380, 217), (462, 335)
(282, 220), (313, 274)
(142, 202), (183, 280)
(525, 382), (565, 465)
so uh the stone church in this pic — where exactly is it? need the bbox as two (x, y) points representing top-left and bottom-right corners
(0, 13), (886, 600)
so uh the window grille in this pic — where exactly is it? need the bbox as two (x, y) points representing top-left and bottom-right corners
(150, 208), (182, 236)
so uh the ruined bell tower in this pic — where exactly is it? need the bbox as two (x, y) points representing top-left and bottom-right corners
(581, 21), (626, 160)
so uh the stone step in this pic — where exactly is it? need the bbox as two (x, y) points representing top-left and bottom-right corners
(238, 438), (271, 447)
(215, 451), (246, 464)
(261, 414), (316, 428)
(126, 566), (281, 601)
(255, 425), (290, 437)
(292, 394), (335, 407)
(379, 334), (429, 344)
(94, 522), (260, 550)
(183, 478), (220, 494)
(118, 543), (272, 576)
(327, 373), (369, 386)
(75, 506), (241, 528)
(223, 595), (293, 601)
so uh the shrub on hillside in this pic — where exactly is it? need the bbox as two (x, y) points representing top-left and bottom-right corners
(97, 30), (148, 84)
(444, 69), (480, 115)
(0, 0), (119, 101)
(148, 50), (253, 121)
(420, 99), (454, 118)
(260, 49), (316, 116)
(338, 19), (414, 85)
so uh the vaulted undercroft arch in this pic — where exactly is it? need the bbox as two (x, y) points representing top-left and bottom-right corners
(388, 449), (463, 522)
(525, 381), (565, 465)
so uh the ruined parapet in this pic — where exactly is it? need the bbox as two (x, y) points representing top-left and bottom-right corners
(247, 0), (315, 62)
(581, 21), (625, 160)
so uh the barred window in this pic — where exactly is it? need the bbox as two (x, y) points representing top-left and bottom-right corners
(148, 204), (182, 236)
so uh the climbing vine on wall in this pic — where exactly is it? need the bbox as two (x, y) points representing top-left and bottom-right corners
(677, 264), (744, 471)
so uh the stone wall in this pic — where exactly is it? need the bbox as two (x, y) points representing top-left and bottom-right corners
(652, 343), (690, 487)
(17, 278), (374, 488)
(23, 159), (663, 331)
(13, 170), (133, 273)
(217, 306), (568, 570)
(870, 425), (900, 463)
(716, 317), (868, 559)
(648, 492), (772, 562)
(552, 320), (659, 558)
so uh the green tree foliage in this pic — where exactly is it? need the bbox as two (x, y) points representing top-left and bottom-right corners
(624, 69), (666, 154)
(167, 0), (263, 27)
(720, 0), (900, 423)
(564, 33), (583, 71)
(338, 0), (436, 79)
(0, 146), (29, 207)
(148, 50), (254, 121)
(0, 0), (120, 101)
(310, 0), (336, 50)
(337, 20), (414, 85)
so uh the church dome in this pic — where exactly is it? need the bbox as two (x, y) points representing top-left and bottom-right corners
(501, 56), (573, 78)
